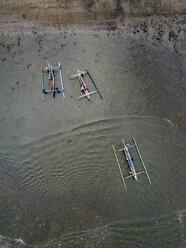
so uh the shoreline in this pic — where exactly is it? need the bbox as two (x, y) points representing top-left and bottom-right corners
(0, 3), (185, 245)
(0, 17), (185, 129)
(0, 0), (185, 33)
(0, 13), (185, 33)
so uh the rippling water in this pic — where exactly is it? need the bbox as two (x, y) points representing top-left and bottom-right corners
(0, 23), (185, 247)
(0, 116), (185, 247)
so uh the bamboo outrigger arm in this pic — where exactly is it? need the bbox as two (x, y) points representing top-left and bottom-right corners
(117, 145), (135, 152)
(59, 62), (65, 99)
(123, 171), (145, 180)
(112, 144), (127, 191)
(132, 137), (152, 184)
(77, 90), (97, 100)
(85, 68), (103, 100)
(41, 66), (44, 102)
(67, 71), (80, 107)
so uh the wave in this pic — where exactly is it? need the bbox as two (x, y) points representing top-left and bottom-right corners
(33, 209), (185, 247)
(0, 234), (25, 247)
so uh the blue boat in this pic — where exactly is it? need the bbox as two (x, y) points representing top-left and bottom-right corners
(41, 61), (65, 101)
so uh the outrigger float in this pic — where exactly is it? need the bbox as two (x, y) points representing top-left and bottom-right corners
(112, 137), (151, 191)
(41, 62), (65, 102)
(67, 68), (103, 106)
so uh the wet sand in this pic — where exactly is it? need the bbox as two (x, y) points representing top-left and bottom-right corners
(0, 4), (185, 248)
(0, 15), (185, 128)
(0, 0), (186, 32)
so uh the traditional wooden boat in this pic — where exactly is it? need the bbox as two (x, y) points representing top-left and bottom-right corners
(41, 61), (65, 101)
(122, 138), (138, 180)
(112, 137), (151, 191)
(67, 68), (103, 106)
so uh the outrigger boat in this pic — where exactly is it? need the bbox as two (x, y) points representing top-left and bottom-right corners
(122, 138), (138, 180)
(41, 61), (65, 102)
(112, 137), (151, 191)
(67, 68), (103, 106)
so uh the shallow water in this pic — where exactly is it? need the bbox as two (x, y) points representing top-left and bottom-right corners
(0, 22), (185, 247)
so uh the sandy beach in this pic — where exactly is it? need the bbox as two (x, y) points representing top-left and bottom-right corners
(0, 1), (185, 247)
